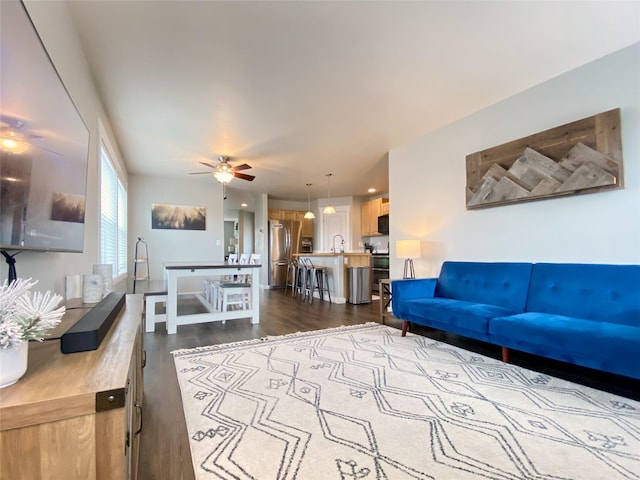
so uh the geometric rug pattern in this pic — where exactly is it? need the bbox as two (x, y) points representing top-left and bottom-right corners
(173, 323), (640, 479)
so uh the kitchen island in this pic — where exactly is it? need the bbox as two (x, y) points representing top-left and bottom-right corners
(293, 253), (371, 303)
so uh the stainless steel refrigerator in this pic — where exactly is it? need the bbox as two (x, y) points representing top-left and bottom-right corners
(269, 220), (302, 287)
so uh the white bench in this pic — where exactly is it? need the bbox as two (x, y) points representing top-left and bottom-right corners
(143, 281), (168, 332)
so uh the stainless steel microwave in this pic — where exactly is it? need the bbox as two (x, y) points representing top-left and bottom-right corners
(377, 214), (389, 235)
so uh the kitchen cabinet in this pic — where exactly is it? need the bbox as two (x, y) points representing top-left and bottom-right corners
(302, 218), (314, 237)
(361, 198), (389, 236)
(361, 198), (382, 236)
(269, 209), (314, 237)
(282, 210), (298, 221)
(268, 208), (297, 221)
(268, 208), (281, 220)
(0, 295), (144, 480)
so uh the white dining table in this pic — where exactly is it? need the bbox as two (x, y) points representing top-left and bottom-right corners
(163, 261), (261, 334)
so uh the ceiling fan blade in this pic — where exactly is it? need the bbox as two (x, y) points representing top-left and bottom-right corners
(233, 163), (252, 171)
(199, 161), (218, 169)
(189, 171), (212, 175)
(234, 172), (255, 182)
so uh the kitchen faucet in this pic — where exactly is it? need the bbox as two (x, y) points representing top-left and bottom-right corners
(332, 234), (345, 253)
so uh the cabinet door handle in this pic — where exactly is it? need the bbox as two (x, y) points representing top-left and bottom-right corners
(142, 349), (147, 369)
(134, 403), (143, 435)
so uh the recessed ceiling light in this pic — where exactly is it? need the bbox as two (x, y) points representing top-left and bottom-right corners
(241, 203), (248, 207)
(368, 188), (376, 193)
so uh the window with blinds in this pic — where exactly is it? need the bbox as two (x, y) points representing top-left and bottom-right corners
(100, 144), (127, 280)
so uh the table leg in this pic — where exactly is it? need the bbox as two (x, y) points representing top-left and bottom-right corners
(250, 269), (260, 324)
(166, 271), (178, 334)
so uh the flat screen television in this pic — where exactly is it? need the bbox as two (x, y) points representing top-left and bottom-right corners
(0, 0), (90, 254)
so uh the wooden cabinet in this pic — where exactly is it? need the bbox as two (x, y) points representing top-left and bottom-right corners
(0, 295), (144, 480)
(361, 198), (382, 236)
(301, 217), (314, 237)
(268, 208), (281, 220)
(361, 198), (389, 237)
(269, 209), (314, 237)
(126, 326), (144, 480)
(282, 210), (298, 221)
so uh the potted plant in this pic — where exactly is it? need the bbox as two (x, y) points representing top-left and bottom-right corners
(0, 278), (66, 388)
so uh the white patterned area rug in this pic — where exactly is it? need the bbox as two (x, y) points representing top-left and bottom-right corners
(173, 323), (640, 480)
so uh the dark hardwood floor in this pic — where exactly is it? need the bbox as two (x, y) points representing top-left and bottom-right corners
(137, 288), (639, 479)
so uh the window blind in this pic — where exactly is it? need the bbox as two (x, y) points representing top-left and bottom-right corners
(100, 145), (127, 280)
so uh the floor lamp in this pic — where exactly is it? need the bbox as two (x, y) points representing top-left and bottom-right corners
(396, 240), (421, 279)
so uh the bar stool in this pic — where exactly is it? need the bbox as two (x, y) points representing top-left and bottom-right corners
(284, 258), (299, 297)
(312, 265), (332, 304)
(302, 258), (331, 304)
(298, 257), (313, 301)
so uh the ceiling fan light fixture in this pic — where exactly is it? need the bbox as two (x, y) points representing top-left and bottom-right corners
(304, 183), (315, 219)
(213, 163), (234, 184)
(323, 173), (335, 215)
(0, 130), (29, 154)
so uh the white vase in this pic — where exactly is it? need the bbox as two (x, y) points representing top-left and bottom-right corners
(0, 341), (29, 388)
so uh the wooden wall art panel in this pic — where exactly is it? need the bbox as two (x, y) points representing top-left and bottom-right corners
(465, 108), (623, 209)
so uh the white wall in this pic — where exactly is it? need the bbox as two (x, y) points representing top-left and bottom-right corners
(128, 175), (225, 281)
(389, 43), (640, 279)
(254, 193), (269, 287)
(0, 2), (126, 294)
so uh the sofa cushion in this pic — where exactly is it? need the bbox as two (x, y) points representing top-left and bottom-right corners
(436, 262), (533, 312)
(526, 263), (640, 326)
(403, 298), (517, 336)
(489, 312), (640, 379)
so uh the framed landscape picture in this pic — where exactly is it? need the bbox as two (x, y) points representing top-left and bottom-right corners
(50, 192), (86, 223)
(151, 203), (206, 230)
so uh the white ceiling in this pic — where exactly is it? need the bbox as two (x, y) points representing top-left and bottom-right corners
(66, 1), (640, 206)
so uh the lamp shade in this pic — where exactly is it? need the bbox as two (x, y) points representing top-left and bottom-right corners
(323, 205), (336, 214)
(396, 240), (421, 259)
(214, 171), (233, 183)
(213, 164), (234, 183)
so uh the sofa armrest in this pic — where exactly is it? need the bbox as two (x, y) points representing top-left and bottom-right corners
(392, 278), (437, 312)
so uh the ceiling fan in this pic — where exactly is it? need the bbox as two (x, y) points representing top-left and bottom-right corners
(190, 156), (255, 184)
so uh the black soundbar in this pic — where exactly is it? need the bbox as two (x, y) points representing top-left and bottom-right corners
(61, 292), (126, 354)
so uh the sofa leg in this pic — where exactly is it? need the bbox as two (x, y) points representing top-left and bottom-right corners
(502, 346), (509, 363)
(401, 321), (409, 336)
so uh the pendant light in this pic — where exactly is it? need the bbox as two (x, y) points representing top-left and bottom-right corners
(323, 173), (336, 214)
(304, 183), (315, 219)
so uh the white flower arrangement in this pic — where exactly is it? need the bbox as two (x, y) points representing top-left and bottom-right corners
(0, 278), (66, 349)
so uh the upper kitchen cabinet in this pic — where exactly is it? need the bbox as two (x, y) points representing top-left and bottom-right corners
(269, 209), (314, 237)
(361, 198), (388, 237)
(300, 215), (314, 237)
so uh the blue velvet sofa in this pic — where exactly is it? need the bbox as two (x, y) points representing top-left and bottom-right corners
(392, 261), (640, 380)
